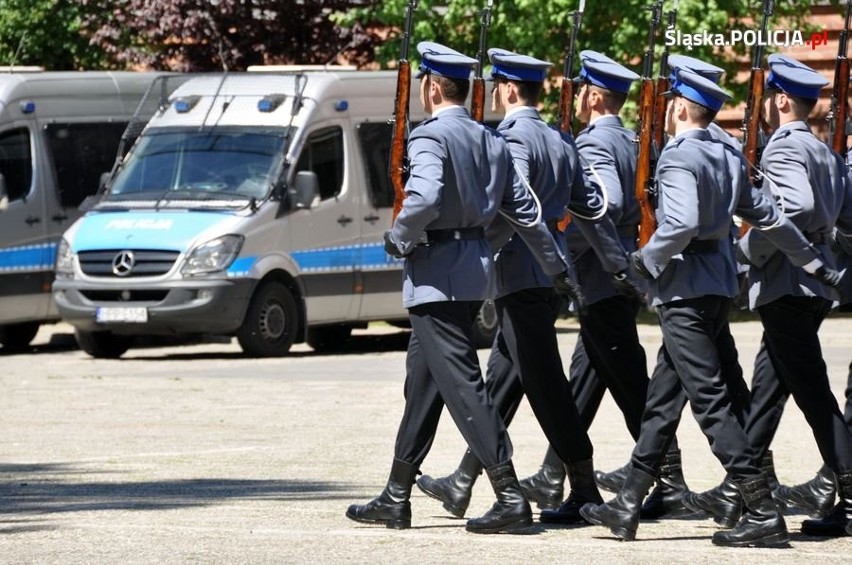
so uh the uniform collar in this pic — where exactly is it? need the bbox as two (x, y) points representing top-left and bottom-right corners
(431, 104), (465, 118)
(767, 120), (809, 144)
(504, 106), (539, 120)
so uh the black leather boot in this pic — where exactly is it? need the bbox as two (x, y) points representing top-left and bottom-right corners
(346, 458), (418, 529)
(774, 464), (836, 519)
(416, 449), (482, 518)
(760, 450), (780, 492)
(711, 473), (789, 547)
(466, 461), (534, 534)
(594, 462), (630, 494)
(801, 470), (852, 537)
(540, 459), (604, 524)
(681, 476), (742, 528)
(579, 466), (655, 541)
(519, 450), (565, 510)
(640, 449), (694, 519)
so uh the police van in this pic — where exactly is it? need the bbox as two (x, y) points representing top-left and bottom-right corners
(53, 69), (499, 358)
(0, 70), (168, 352)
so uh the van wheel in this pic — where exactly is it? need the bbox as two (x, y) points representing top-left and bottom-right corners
(237, 281), (298, 357)
(472, 299), (498, 349)
(75, 329), (133, 359)
(307, 324), (352, 352)
(0, 322), (40, 352)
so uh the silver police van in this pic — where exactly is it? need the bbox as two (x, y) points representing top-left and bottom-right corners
(0, 70), (166, 351)
(53, 69), (498, 358)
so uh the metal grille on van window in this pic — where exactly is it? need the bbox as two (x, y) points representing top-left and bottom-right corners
(77, 250), (180, 278)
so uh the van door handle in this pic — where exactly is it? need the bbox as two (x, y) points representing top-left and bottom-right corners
(363, 214), (380, 224)
(25, 215), (41, 225)
(52, 213), (68, 223)
(337, 215), (353, 226)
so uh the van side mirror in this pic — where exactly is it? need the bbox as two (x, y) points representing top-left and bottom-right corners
(291, 170), (320, 209)
(0, 173), (8, 211)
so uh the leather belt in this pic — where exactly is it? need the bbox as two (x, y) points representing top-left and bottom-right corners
(423, 227), (485, 244)
(803, 232), (828, 245)
(683, 239), (719, 254)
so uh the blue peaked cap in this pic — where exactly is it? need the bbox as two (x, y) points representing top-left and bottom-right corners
(667, 54), (724, 84)
(416, 41), (477, 80)
(488, 48), (552, 82)
(576, 50), (639, 94)
(667, 67), (731, 112)
(765, 54), (828, 99)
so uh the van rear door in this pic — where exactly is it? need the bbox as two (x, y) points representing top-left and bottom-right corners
(0, 123), (52, 322)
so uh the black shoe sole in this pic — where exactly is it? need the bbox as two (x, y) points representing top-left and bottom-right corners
(579, 507), (636, 541)
(466, 518), (537, 535)
(345, 509), (411, 529)
(711, 532), (790, 548)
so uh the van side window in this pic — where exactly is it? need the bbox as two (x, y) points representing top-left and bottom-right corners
(295, 126), (344, 201)
(44, 122), (128, 208)
(0, 128), (33, 203)
(356, 122), (394, 209)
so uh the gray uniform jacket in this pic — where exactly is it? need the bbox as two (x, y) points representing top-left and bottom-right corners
(390, 106), (566, 308)
(566, 115), (640, 304)
(486, 107), (623, 298)
(640, 128), (819, 307)
(740, 121), (852, 309)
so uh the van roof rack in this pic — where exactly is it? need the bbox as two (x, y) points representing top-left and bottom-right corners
(246, 65), (357, 73)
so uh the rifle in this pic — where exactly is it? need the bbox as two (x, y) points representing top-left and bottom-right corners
(634, 0), (663, 249)
(471, 0), (494, 123)
(829, 0), (852, 160)
(555, 0), (586, 232)
(737, 0), (773, 237)
(390, 0), (418, 222)
(652, 0), (678, 150)
(558, 0), (586, 134)
(741, 0), (774, 183)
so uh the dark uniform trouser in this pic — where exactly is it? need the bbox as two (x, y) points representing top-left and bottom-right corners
(393, 301), (512, 469)
(631, 296), (760, 479)
(454, 287), (594, 466)
(743, 296), (852, 471)
(539, 298), (751, 470)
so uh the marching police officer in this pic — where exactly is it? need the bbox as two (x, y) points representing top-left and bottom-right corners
(579, 67), (840, 547)
(685, 54), (852, 538)
(414, 47), (634, 525)
(346, 41), (575, 535)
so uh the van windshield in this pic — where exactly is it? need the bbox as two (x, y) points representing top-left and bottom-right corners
(106, 127), (289, 203)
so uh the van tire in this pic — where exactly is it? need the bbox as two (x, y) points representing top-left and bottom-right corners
(0, 322), (40, 352)
(237, 281), (298, 357)
(75, 329), (133, 359)
(307, 324), (352, 352)
(472, 299), (498, 349)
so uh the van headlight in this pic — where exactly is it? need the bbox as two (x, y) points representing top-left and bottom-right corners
(181, 234), (244, 276)
(54, 237), (76, 279)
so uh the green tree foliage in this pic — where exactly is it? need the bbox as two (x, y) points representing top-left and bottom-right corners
(0, 0), (105, 69)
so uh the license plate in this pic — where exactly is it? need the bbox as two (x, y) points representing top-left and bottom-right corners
(96, 307), (148, 323)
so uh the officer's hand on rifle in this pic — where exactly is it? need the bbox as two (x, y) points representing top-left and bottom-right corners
(613, 270), (644, 305)
(552, 271), (588, 316)
(630, 250), (653, 280)
(807, 265), (845, 289)
(383, 230), (406, 259)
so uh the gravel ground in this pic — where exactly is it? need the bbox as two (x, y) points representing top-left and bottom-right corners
(0, 316), (850, 564)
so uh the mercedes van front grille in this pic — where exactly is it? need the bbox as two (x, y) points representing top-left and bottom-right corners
(78, 250), (180, 278)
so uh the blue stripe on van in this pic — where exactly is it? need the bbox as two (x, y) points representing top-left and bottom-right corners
(226, 256), (256, 278)
(291, 242), (402, 273)
(0, 243), (56, 272)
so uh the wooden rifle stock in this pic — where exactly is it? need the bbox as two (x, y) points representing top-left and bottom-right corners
(390, 59), (411, 221)
(635, 77), (657, 248)
(556, 0), (585, 232)
(830, 0), (852, 160)
(634, 1), (663, 249)
(389, 0), (417, 223)
(831, 58), (849, 158)
(471, 0), (493, 124)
